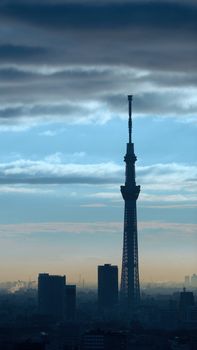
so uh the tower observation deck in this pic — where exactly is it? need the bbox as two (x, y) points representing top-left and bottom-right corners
(120, 95), (140, 316)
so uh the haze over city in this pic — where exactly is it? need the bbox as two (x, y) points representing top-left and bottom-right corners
(0, 0), (197, 285)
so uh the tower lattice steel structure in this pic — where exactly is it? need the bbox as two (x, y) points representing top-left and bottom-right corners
(120, 95), (140, 314)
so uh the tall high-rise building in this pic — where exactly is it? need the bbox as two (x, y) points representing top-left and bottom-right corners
(191, 274), (197, 288)
(98, 264), (118, 311)
(65, 285), (76, 321)
(184, 275), (190, 287)
(120, 95), (140, 315)
(38, 273), (66, 320)
(179, 288), (194, 321)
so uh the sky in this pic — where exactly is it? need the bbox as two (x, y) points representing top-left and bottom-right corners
(0, 0), (196, 285)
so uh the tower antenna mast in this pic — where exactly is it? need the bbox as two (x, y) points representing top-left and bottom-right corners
(128, 95), (133, 144)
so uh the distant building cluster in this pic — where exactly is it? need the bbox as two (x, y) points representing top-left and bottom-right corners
(184, 274), (197, 288)
(0, 276), (197, 349)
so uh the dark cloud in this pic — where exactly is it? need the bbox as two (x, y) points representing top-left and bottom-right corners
(0, 1), (196, 71)
(0, 44), (48, 63)
(1, 66), (197, 90)
(0, 160), (196, 190)
(0, 68), (196, 128)
(103, 92), (197, 118)
(1, 2), (197, 32)
(0, 104), (78, 119)
(0, 176), (120, 185)
(0, 68), (35, 81)
(0, 103), (95, 127)
(0, 158), (123, 185)
(0, 3), (196, 71)
(0, 1), (196, 128)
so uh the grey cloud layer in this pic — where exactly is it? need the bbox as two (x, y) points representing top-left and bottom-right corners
(0, 1), (197, 127)
(0, 67), (197, 128)
(1, 2), (196, 32)
(0, 158), (123, 185)
(0, 45), (48, 63)
(0, 1), (196, 71)
(0, 158), (196, 203)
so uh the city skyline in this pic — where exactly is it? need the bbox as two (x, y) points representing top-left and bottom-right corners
(0, 0), (197, 284)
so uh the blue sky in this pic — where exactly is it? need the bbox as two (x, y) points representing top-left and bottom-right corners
(0, 0), (196, 284)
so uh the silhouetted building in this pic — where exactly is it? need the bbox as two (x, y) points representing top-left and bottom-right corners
(179, 288), (194, 321)
(187, 306), (197, 327)
(65, 285), (76, 321)
(98, 264), (118, 311)
(191, 273), (197, 287)
(38, 273), (65, 320)
(120, 96), (140, 316)
(184, 275), (190, 287)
